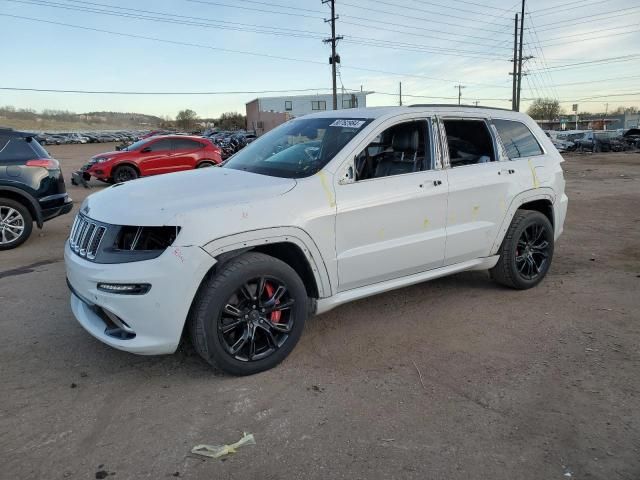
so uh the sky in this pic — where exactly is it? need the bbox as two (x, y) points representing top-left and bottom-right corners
(1, 0), (639, 118)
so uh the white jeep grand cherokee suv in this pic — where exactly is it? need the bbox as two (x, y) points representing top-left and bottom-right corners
(65, 106), (568, 375)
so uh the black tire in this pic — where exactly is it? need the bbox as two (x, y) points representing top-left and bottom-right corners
(490, 209), (554, 290)
(196, 161), (215, 168)
(188, 252), (309, 376)
(112, 165), (139, 183)
(0, 198), (33, 250)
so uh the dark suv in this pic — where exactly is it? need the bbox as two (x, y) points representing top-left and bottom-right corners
(0, 128), (73, 249)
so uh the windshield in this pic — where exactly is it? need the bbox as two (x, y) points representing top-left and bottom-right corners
(223, 117), (372, 178)
(124, 138), (151, 151)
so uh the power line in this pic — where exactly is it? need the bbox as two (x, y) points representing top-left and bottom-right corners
(0, 86), (337, 95)
(534, 6), (640, 31)
(535, 22), (640, 42)
(338, 4), (512, 35)
(528, 54), (640, 72)
(538, 28), (640, 48)
(347, 0), (511, 26)
(1, 13), (512, 88)
(532, 0), (608, 17)
(6, 0), (511, 59)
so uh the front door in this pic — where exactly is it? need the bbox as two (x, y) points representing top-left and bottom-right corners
(335, 119), (448, 292)
(138, 138), (174, 175)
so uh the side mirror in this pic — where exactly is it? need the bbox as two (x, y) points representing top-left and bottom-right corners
(141, 147), (152, 153)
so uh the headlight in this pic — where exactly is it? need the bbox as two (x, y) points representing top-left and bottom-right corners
(115, 226), (181, 251)
(69, 212), (181, 263)
(95, 157), (112, 163)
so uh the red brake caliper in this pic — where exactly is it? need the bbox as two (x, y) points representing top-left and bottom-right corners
(264, 282), (282, 323)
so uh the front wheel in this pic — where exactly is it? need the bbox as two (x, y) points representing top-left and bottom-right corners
(490, 210), (554, 289)
(188, 252), (309, 375)
(112, 165), (139, 183)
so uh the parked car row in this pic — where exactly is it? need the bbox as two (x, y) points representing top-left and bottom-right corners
(202, 130), (256, 159)
(36, 130), (149, 145)
(545, 128), (640, 153)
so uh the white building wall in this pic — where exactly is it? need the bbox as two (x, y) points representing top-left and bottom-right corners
(257, 92), (369, 118)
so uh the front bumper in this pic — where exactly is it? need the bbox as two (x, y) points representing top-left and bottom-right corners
(65, 241), (217, 354)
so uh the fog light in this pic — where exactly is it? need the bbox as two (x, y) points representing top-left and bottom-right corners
(97, 283), (151, 295)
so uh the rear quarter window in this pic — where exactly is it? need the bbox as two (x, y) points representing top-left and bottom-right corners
(493, 119), (543, 159)
(0, 136), (48, 163)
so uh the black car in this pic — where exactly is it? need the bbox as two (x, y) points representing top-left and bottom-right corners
(0, 128), (73, 249)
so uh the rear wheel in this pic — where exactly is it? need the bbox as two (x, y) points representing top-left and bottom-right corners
(188, 252), (308, 375)
(0, 199), (33, 250)
(112, 165), (139, 183)
(490, 210), (554, 289)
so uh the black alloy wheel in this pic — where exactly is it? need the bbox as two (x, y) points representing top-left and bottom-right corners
(491, 210), (554, 289)
(189, 252), (309, 375)
(218, 276), (295, 362)
(112, 165), (139, 183)
(515, 223), (551, 281)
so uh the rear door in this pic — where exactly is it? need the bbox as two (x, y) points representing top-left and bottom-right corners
(170, 138), (205, 170)
(439, 117), (520, 265)
(137, 138), (174, 175)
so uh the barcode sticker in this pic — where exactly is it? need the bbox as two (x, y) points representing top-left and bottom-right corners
(329, 119), (366, 128)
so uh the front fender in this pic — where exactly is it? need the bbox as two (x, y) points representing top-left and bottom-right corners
(490, 187), (556, 255)
(202, 226), (332, 298)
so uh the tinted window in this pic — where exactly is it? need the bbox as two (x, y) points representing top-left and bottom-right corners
(173, 139), (203, 151)
(148, 139), (173, 151)
(0, 136), (47, 162)
(494, 119), (543, 158)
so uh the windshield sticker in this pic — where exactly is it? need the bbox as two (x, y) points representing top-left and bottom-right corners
(329, 119), (366, 128)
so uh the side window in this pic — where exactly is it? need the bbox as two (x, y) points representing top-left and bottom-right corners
(174, 139), (203, 151)
(442, 119), (495, 167)
(355, 120), (430, 181)
(285, 100), (292, 111)
(493, 119), (543, 159)
(148, 139), (173, 152)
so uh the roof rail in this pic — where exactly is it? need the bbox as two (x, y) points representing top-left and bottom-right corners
(409, 104), (513, 112)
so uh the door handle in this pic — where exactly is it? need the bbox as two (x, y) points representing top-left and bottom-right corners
(499, 168), (515, 175)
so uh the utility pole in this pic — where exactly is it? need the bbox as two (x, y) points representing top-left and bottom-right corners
(454, 84), (466, 105)
(399, 81), (402, 106)
(473, 100), (480, 107)
(511, 13), (518, 111)
(322, 0), (343, 110)
(516, 0), (526, 111)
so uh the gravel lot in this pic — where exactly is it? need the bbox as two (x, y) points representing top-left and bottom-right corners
(1, 144), (639, 480)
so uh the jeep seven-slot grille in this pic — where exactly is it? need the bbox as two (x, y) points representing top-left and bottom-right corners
(69, 214), (107, 260)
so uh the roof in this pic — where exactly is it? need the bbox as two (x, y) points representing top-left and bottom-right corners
(296, 105), (531, 121)
(0, 127), (36, 138)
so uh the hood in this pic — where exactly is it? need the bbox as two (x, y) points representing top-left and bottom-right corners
(82, 167), (297, 226)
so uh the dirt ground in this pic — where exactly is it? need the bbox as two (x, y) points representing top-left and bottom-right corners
(1, 144), (639, 480)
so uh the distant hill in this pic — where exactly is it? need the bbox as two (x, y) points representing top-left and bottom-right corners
(0, 106), (164, 131)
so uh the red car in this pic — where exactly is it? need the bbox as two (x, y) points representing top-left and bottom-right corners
(77, 135), (222, 183)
